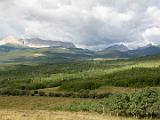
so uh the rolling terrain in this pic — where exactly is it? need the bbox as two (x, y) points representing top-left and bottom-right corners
(0, 38), (160, 119)
(0, 54), (160, 119)
(1, 42), (160, 64)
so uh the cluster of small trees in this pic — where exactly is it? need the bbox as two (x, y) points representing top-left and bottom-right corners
(0, 88), (112, 99)
(108, 89), (160, 118)
(0, 89), (30, 96)
(49, 90), (112, 99)
(106, 67), (160, 87)
(0, 89), (47, 96)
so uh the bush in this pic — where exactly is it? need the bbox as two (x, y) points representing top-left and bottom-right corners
(129, 88), (159, 118)
(39, 91), (46, 96)
(60, 81), (101, 92)
(0, 88), (30, 96)
(108, 88), (160, 118)
(109, 94), (130, 116)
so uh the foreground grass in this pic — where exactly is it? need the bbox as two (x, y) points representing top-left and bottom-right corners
(0, 110), (145, 120)
(0, 96), (143, 120)
(0, 93), (159, 119)
(0, 96), (95, 110)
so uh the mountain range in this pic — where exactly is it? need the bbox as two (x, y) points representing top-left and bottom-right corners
(104, 44), (128, 52)
(0, 36), (75, 48)
(0, 36), (160, 63)
(96, 44), (160, 58)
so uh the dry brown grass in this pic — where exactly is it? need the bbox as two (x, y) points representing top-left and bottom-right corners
(38, 87), (62, 93)
(0, 96), (146, 120)
(94, 86), (142, 94)
(0, 110), (141, 120)
(38, 86), (142, 95)
(0, 96), (93, 110)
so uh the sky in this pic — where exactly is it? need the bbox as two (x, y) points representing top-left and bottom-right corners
(0, 0), (160, 50)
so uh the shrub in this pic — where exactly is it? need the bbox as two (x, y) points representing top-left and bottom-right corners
(39, 91), (46, 96)
(129, 88), (159, 118)
(108, 88), (160, 118)
(0, 89), (30, 96)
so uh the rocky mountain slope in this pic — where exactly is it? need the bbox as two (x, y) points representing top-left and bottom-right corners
(0, 36), (76, 48)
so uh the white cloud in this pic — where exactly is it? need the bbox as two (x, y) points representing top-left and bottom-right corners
(142, 27), (160, 45)
(0, 0), (160, 50)
(93, 6), (134, 27)
(147, 6), (160, 21)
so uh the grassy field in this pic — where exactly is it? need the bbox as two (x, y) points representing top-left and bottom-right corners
(0, 110), (145, 120)
(0, 55), (160, 93)
(0, 96), (149, 120)
(0, 96), (94, 110)
(0, 55), (160, 119)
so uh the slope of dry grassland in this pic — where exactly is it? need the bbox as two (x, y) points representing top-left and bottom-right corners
(0, 110), (143, 120)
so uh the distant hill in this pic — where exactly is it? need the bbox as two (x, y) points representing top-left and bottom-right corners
(1, 37), (160, 64)
(0, 37), (92, 63)
(96, 44), (160, 58)
(95, 44), (129, 58)
(0, 45), (94, 64)
(104, 44), (128, 52)
(126, 44), (160, 58)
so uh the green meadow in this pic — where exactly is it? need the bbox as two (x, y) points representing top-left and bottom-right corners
(0, 55), (160, 119)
